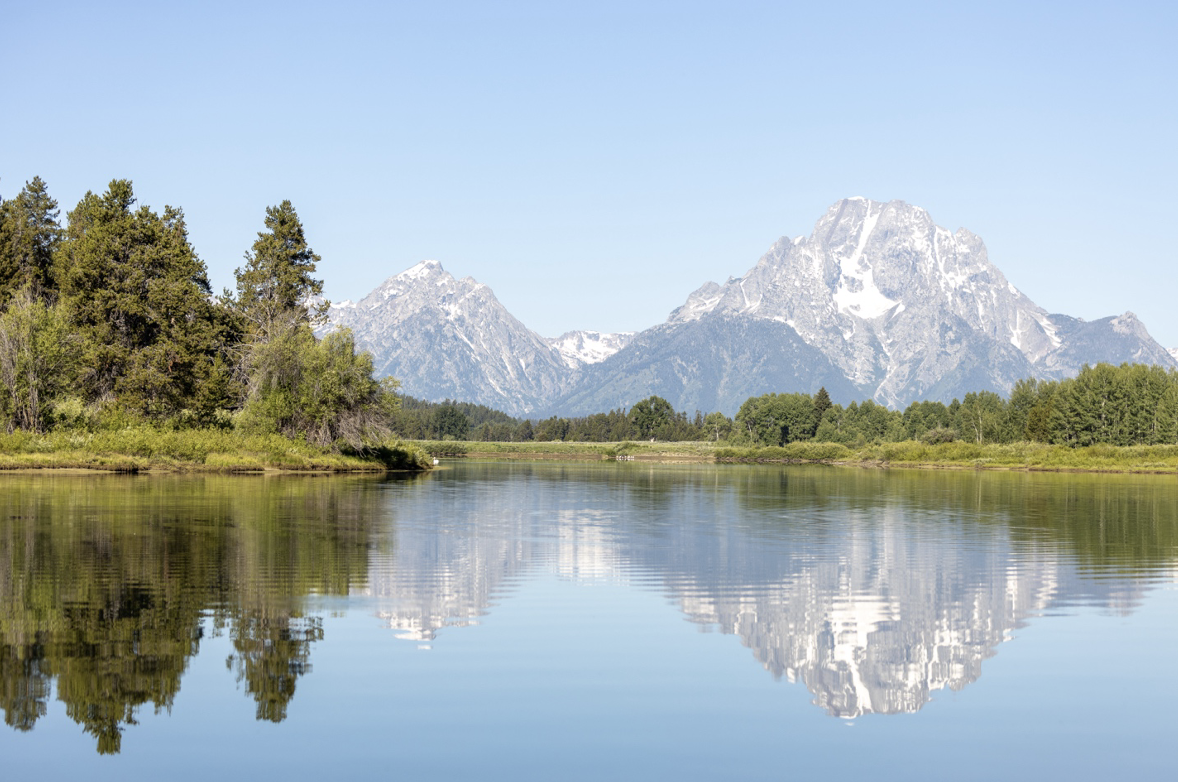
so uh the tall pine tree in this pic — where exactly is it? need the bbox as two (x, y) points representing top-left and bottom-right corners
(232, 200), (327, 341)
(0, 176), (61, 303)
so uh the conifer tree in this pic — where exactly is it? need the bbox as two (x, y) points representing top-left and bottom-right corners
(812, 386), (832, 433)
(54, 180), (232, 417)
(0, 176), (61, 302)
(232, 200), (327, 341)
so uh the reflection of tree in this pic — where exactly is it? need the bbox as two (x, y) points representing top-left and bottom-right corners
(0, 474), (391, 752)
(4, 463), (1178, 749)
(227, 612), (322, 722)
(0, 645), (48, 731)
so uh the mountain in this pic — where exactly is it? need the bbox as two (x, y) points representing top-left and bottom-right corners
(327, 200), (1176, 416)
(325, 260), (631, 416)
(326, 260), (569, 415)
(545, 330), (635, 369)
(557, 198), (1175, 414)
(553, 315), (861, 416)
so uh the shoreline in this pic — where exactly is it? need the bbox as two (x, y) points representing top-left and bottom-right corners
(418, 439), (1178, 476)
(5, 436), (1178, 476)
(0, 429), (434, 474)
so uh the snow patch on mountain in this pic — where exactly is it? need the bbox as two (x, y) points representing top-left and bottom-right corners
(546, 330), (635, 369)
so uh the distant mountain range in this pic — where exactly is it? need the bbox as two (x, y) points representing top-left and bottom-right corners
(325, 198), (1177, 416)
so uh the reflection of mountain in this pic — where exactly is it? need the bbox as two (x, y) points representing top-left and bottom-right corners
(363, 464), (1177, 717)
(358, 473), (625, 641)
(637, 518), (1069, 717)
(2, 465), (1176, 752)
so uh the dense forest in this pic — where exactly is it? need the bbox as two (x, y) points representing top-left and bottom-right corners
(0, 176), (397, 452)
(4, 177), (1177, 454)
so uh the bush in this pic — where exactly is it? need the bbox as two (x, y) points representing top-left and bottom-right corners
(920, 427), (958, 445)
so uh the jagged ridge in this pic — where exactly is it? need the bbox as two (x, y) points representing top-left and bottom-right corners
(327, 200), (1176, 416)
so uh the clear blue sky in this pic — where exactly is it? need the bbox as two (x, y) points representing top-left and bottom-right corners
(4, 1), (1176, 345)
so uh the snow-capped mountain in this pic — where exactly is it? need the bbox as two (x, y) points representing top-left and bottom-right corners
(325, 261), (630, 415)
(560, 198), (1174, 413)
(326, 260), (569, 415)
(545, 330), (635, 369)
(328, 200), (1176, 416)
(657, 198), (1174, 408)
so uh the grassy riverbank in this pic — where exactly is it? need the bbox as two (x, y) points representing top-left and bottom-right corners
(9, 430), (1177, 475)
(415, 438), (1178, 474)
(0, 428), (434, 473)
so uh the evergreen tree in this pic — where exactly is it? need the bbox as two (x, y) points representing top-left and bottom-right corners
(54, 180), (232, 418)
(812, 387), (832, 430)
(0, 176), (61, 302)
(232, 200), (327, 341)
(431, 404), (470, 440)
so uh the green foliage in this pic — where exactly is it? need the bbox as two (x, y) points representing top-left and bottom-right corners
(919, 426), (958, 445)
(957, 390), (1006, 443)
(53, 180), (232, 418)
(534, 415), (570, 442)
(0, 293), (81, 432)
(734, 392), (817, 446)
(628, 395), (674, 439)
(231, 200), (327, 341)
(715, 441), (852, 461)
(702, 411), (734, 442)
(0, 425), (430, 471)
(431, 404), (471, 440)
(238, 325), (396, 449)
(812, 386), (832, 425)
(0, 176), (61, 302)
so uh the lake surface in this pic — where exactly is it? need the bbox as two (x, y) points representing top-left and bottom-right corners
(1, 462), (1176, 779)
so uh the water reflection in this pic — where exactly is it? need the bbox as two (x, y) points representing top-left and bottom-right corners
(1, 464), (1176, 753)
(363, 464), (1178, 718)
(0, 474), (390, 752)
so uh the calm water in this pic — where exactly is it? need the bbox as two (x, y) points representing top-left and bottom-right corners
(1, 462), (1176, 779)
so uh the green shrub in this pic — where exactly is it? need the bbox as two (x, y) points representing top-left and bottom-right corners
(920, 427), (958, 445)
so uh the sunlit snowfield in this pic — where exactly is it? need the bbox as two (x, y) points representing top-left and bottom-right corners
(2, 463), (1175, 780)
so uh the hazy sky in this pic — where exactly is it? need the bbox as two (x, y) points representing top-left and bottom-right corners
(4, 1), (1176, 345)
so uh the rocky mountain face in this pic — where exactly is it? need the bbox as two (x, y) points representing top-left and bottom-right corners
(327, 200), (1176, 416)
(326, 260), (575, 415)
(556, 198), (1175, 414)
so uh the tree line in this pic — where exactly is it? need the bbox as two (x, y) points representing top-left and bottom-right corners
(408, 365), (1178, 449)
(0, 176), (396, 451)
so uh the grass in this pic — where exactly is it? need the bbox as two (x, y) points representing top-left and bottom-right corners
(0, 428), (433, 473)
(414, 439), (722, 460)
(13, 428), (1176, 475)
(415, 437), (1178, 474)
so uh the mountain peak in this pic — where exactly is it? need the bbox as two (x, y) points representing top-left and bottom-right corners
(397, 259), (447, 281)
(327, 198), (1176, 415)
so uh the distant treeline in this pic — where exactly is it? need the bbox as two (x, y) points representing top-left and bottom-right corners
(392, 394), (707, 442)
(404, 362), (1178, 449)
(0, 176), (403, 455)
